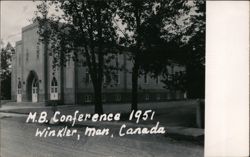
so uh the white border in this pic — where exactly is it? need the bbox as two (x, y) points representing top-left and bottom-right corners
(205, 1), (249, 156)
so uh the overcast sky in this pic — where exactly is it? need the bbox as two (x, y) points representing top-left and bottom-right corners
(0, 1), (195, 48)
(1, 1), (39, 47)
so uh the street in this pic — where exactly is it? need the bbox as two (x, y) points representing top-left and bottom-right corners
(0, 112), (203, 157)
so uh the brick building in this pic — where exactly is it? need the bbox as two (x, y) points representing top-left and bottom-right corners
(11, 23), (185, 105)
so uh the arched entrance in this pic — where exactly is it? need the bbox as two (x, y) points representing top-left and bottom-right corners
(26, 71), (39, 102)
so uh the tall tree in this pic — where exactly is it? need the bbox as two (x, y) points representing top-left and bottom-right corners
(34, 0), (119, 113)
(0, 42), (14, 100)
(161, 0), (205, 98)
(183, 0), (205, 98)
(116, 0), (190, 110)
(129, 0), (205, 99)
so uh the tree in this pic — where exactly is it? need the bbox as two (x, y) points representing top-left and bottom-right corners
(116, 0), (190, 110)
(130, 0), (205, 99)
(184, 0), (205, 98)
(0, 42), (14, 100)
(34, 0), (119, 113)
(167, 0), (205, 98)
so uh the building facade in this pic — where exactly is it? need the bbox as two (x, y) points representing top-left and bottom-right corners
(11, 23), (185, 105)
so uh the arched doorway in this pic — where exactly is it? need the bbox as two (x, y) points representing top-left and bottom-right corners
(26, 71), (39, 102)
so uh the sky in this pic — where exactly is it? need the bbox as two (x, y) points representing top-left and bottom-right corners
(1, 1), (39, 47)
(0, 1), (195, 48)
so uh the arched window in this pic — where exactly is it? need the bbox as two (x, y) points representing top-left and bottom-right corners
(32, 79), (38, 94)
(18, 81), (22, 89)
(51, 77), (58, 93)
(85, 70), (91, 84)
(85, 94), (92, 103)
(51, 77), (58, 86)
(50, 77), (58, 100)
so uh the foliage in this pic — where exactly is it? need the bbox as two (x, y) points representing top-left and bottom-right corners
(179, 0), (205, 98)
(34, 0), (120, 113)
(33, 0), (206, 109)
(0, 43), (14, 99)
(116, 0), (190, 109)
(135, 0), (205, 98)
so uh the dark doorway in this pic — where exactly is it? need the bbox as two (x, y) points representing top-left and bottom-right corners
(26, 71), (39, 102)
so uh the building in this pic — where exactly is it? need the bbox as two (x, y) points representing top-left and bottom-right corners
(11, 23), (185, 105)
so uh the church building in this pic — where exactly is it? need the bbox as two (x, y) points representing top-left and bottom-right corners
(11, 22), (185, 105)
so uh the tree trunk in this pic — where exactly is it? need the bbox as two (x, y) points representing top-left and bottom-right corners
(94, 84), (103, 114)
(131, 3), (141, 112)
(94, 3), (104, 114)
(131, 60), (139, 111)
(44, 38), (49, 105)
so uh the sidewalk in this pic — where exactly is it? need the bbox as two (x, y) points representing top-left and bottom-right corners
(0, 100), (204, 144)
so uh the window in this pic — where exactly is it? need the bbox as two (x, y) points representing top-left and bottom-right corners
(166, 93), (171, 100)
(51, 77), (58, 86)
(85, 95), (92, 103)
(51, 77), (58, 100)
(103, 75), (111, 86)
(33, 80), (38, 87)
(85, 70), (91, 84)
(18, 81), (22, 88)
(51, 77), (58, 93)
(32, 79), (38, 93)
(115, 94), (121, 102)
(156, 94), (161, 100)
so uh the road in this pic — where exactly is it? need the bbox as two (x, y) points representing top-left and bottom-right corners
(0, 113), (203, 157)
